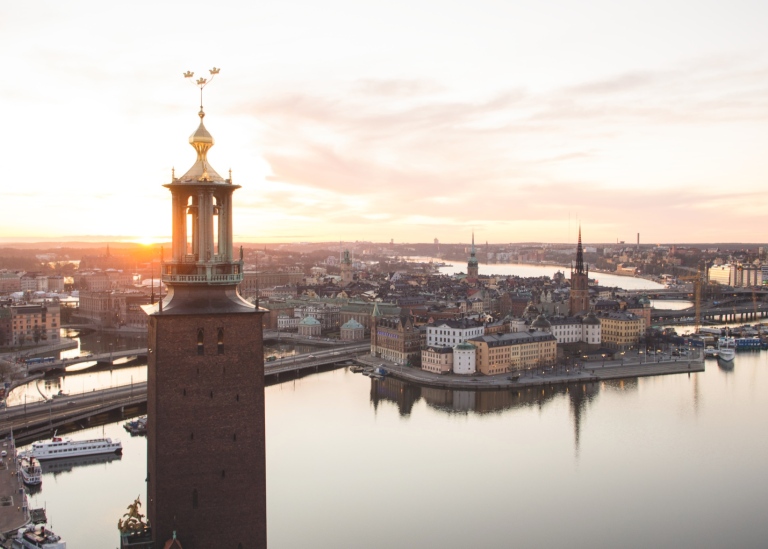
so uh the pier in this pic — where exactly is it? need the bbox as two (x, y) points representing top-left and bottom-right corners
(0, 438), (29, 538)
(360, 354), (706, 391)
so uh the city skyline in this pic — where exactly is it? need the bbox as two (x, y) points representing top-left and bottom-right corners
(3, 1), (768, 244)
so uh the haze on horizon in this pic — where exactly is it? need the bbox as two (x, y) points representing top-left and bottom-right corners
(2, 0), (768, 245)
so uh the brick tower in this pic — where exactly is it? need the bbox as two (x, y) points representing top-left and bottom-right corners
(143, 72), (266, 549)
(569, 226), (590, 315)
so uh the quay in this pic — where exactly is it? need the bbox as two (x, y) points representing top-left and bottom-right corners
(0, 437), (29, 540)
(358, 355), (706, 391)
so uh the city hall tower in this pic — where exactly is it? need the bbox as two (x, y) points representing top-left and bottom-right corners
(144, 70), (266, 549)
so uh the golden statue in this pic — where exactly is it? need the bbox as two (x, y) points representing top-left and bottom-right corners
(118, 495), (149, 533)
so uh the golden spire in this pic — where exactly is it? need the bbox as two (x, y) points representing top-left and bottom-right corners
(179, 68), (225, 183)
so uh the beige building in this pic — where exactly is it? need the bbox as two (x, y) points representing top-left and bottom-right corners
(340, 318), (365, 341)
(298, 316), (322, 337)
(598, 311), (645, 350)
(469, 332), (557, 375)
(421, 346), (454, 374)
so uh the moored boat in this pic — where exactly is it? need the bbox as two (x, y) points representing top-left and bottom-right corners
(717, 337), (736, 362)
(24, 435), (122, 460)
(123, 415), (147, 435)
(18, 455), (42, 485)
(13, 524), (65, 549)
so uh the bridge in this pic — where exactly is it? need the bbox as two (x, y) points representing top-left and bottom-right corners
(25, 348), (149, 374)
(651, 300), (768, 323)
(1, 343), (371, 439)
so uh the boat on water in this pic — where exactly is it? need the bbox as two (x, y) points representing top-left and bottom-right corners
(18, 455), (42, 485)
(717, 337), (736, 362)
(13, 524), (65, 549)
(24, 435), (122, 460)
(703, 346), (718, 358)
(123, 415), (147, 435)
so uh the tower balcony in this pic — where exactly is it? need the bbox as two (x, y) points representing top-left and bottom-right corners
(162, 272), (244, 285)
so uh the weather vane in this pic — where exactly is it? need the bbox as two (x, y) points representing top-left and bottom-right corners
(184, 67), (221, 116)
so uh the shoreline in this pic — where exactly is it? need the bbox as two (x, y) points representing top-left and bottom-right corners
(357, 355), (705, 391)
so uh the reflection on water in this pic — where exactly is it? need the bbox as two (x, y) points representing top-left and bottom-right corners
(39, 452), (122, 476)
(14, 346), (768, 548)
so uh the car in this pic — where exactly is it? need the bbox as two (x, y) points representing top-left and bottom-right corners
(308, 355), (316, 359)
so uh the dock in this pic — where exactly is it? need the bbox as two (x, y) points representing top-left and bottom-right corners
(360, 356), (706, 391)
(0, 437), (29, 538)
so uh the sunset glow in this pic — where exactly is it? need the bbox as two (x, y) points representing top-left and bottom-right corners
(2, 1), (768, 243)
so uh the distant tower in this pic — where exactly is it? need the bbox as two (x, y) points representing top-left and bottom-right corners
(370, 301), (382, 355)
(569, 226), (590, 315)
(467, 232), (479, 279)
(143, 70), (266, 549)
(340, 249), (353, 286)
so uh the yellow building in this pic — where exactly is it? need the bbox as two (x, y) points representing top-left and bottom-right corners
(469, 332), (557, 375)
(598, 311), (645, 350)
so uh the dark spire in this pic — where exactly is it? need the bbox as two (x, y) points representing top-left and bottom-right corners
(575, 225), (585, 275)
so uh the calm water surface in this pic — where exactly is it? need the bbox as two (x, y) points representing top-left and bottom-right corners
(19, 350), (768, 548)
(417, 258), (665, 291)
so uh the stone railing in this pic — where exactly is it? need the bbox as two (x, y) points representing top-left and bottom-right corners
(162, 273), (244, 284)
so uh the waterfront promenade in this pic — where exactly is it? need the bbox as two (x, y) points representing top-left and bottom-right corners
(358, 352), (705, 391)
(0, 439), (28, 537)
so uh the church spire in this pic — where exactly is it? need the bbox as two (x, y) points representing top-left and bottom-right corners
(575, 225), (585, 275)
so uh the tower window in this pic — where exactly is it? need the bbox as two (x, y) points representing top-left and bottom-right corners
(218, 328), (224, 354)
(197, 328), (204, 355)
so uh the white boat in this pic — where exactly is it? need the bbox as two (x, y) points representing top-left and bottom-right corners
(717, 337), (736, 362)
(24, 435), (122, 460)
(704, 346), (718, 358)
(18, 455), (42, 485)
(13, 524), (66, 549)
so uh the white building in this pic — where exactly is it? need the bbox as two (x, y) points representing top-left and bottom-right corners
(426, 318), (484, 347)
(542, 312), (601, 345)
(453, 343), (476, 375)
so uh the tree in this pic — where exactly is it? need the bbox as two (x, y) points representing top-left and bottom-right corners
(32, 325), (42, 344)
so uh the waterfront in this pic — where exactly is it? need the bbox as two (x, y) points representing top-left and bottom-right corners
(417, 258), (666, 291)
(12, 349), (768, 548)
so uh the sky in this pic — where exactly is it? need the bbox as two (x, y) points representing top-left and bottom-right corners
(2, 0), (768, 245)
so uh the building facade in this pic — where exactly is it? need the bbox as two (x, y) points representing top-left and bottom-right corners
(425, 318), (484, 347)
(469, 332), (557, 375)
(370, 306), (421, 365)
(10, 302), (60, 346)
(598, 311), (645, 350)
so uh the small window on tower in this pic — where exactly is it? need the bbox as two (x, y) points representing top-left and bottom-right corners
(218, 328), (224, 354)
(197, 328), (204, 355)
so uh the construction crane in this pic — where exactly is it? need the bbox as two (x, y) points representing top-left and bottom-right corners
(679, 269), (704, 333)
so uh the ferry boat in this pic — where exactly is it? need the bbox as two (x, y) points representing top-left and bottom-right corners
(717, 337), (736, 362)
(18, 455), (42, 485)
(13, 524), (66, 549)
(24, 436), (122, 460)
(704, 345), (718, 358)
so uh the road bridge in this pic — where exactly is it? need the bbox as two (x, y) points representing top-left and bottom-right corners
(1, 344), (370, 439)
(651, 301), (768, 323)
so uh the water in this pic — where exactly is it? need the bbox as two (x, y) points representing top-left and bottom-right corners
(417, 258), (665, 291)
(650, 299), (694, 311)
(19, 351), (768, 548)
